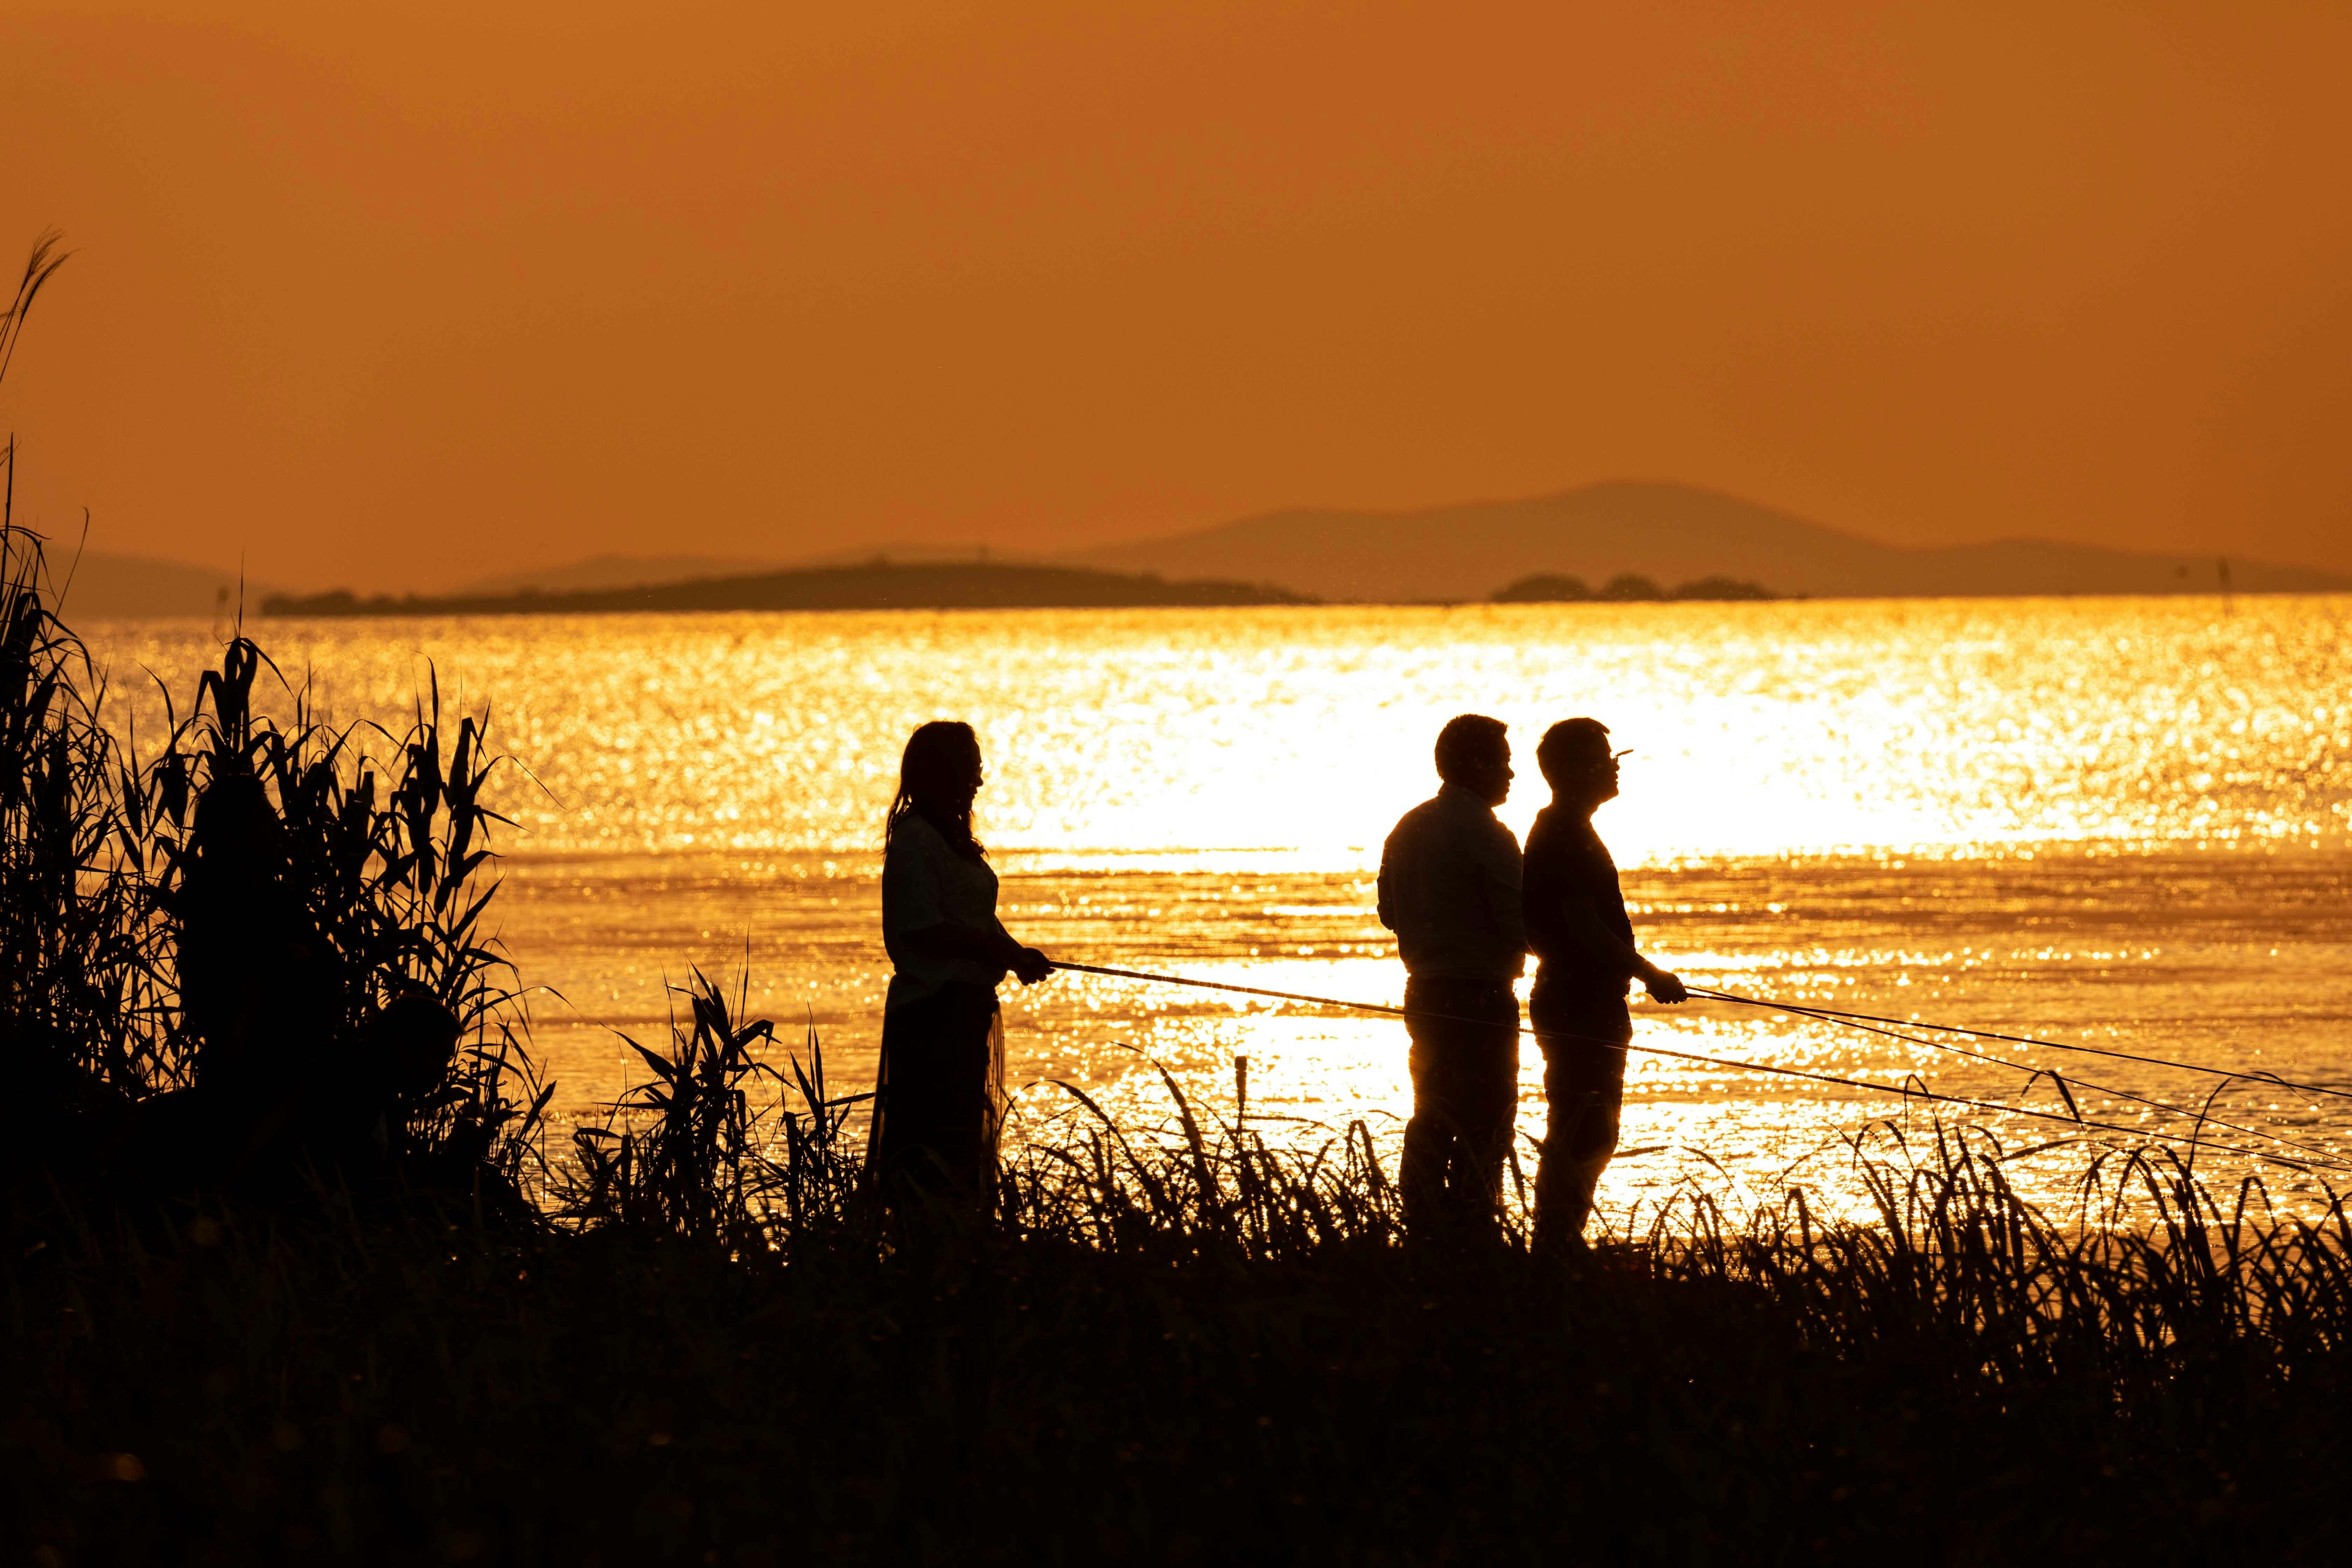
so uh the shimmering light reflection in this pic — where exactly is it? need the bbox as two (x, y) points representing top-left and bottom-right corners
(80, 598), (2352, 1222)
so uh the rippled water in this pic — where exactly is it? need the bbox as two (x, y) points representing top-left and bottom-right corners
(85, 598), (2352, 1221)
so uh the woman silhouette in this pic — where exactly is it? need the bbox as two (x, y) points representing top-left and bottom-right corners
(869, 720), (1054, 1209)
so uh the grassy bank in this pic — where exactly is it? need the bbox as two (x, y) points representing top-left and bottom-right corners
(10, 1109), (2352, 1564)
(14, 979), (2352, 1562)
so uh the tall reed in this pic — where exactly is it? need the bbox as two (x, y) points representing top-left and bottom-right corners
(132, 638), (551, 1183)
(0, 233), (179, 1170)
(0, 231), (546, 1199)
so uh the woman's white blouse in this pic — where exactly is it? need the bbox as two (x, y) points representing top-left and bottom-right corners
(881, 812), (1005, 1011)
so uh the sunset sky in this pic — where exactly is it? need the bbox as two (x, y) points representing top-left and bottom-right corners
(4, 1), (2348, 590)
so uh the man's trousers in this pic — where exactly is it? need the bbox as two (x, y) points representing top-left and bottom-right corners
(1400, 975), (1520, 1235)
(1529, 978), (1634, 1250)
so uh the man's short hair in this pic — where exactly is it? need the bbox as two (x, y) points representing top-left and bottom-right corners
(1433, 714), (1509, 784)
(1536, 717), (1611, 787)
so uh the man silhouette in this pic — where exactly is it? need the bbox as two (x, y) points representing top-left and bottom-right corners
(1378, 714), (1526, 1235)
(1523, 717), (1686, 1251)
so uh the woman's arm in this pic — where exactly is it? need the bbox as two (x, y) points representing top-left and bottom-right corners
(995, 917), (1052, 985)
(896, 918), (1052, 986)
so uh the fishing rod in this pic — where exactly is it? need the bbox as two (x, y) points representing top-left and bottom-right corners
(1689, 986), (2352, 1105)
(1049, 962), (2350, 1175)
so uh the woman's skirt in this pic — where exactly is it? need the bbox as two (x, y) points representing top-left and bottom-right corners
(867, 981), (1006, 1205)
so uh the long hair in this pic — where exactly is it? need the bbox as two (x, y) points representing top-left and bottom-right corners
(884, 720), (985, 862)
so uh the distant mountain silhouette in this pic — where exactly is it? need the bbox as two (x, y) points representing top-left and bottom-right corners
(784, 541), (1006, 568)
(41, 549), (274, 619)
(1070, 483), (2351, 601)
(264, 560), (1308, 617)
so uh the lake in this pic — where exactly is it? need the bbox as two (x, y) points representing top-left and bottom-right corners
(85, 597), (2352, 1221)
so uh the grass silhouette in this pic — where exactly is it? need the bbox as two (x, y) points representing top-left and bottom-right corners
(10, 1041), (2352, 1561)
(1, 233), (546, 1205)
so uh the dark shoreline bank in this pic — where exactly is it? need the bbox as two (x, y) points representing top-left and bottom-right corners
(254, 571), (2350, 620)
(258, 560), (1781, 617)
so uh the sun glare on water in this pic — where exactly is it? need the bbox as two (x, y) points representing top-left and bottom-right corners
(86, 596), (2352, 1221)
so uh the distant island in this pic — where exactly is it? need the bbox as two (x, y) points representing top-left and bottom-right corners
(261, 560), (1310, 617)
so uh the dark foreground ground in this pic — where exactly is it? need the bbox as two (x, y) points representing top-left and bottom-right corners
(8, 1193), (2344, 1567)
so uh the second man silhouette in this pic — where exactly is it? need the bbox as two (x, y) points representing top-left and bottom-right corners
(1523, 717), (1686, 1253)
(1378, 715), (1527, 1235)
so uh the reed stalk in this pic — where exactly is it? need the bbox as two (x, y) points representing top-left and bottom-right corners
(1, 233), (546, 1204)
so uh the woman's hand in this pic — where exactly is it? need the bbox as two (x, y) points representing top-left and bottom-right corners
(900, 922), (1052, 986)
(1640, 965), (1689, 1005)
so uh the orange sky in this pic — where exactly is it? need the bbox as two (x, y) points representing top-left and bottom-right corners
(4, 1), (2349, 589)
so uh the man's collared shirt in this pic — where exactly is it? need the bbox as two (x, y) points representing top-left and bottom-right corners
(1377, 783), (1527, 981)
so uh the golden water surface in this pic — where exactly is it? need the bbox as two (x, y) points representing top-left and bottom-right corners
(86, 598), (2352, 1221)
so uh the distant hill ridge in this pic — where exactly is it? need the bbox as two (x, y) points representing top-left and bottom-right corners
(1070, 482), (2351, 601)
(262, 560), (1308, 617)
(59, 481), (2352, 617)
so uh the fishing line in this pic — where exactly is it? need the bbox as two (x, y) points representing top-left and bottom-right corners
(1684, 986), (2345, 1168)
(1690, 986), (2352, 1105)
(1049, 961), (2348, 1174)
